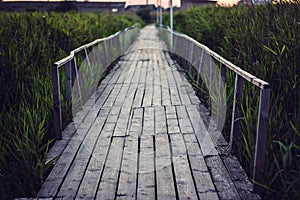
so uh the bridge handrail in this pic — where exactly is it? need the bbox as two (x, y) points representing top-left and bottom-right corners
(159, 26), (270, 194)
(52, 23), (139, 141)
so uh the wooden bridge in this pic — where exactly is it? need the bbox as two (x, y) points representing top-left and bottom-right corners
(37, 25), (266, 199)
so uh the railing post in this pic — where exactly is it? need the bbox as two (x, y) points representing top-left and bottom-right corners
(230, 74), (244, 154)
(65, 61), (72, 106)
(52, 64), (62, 140)
(217, 64), (226, 130)
(73, 56), (83, 106)
(253, 87), (270, 194)
(101, 42), (108, 68)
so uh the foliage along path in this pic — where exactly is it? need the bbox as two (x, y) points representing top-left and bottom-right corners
(37, 25), (259, 199)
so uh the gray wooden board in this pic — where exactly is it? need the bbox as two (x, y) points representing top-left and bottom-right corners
(205, 155), (241, 200)
(223, 155), (261, 200)
(137, 135), (155, 200)
(186, 105), (218, 156)
(155, 134), (177, 199)
(57, 113), (108, 198)
(172, 155), (198, 200)
(143, 107), (155, 135)
(183, 134), (219, 199)
(37, 121), (93, 198)
(176, 106), (194, 134)
(96, 137), (125, 199)
(116, 135), (139, 199)
(155, 106), (167, 135)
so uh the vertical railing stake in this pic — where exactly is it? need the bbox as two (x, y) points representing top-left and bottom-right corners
(253, 87), (270, 194)
(52, 64), (62, 140)
(217, 64), (226, 130)
(230, 74), (244, 154)
(101, 42), (108, 69)
(65, 61), (72, 106)
(73, 56), (83, 106)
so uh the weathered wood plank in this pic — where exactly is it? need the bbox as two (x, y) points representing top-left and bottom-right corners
(116, 135), (139, 199)
(172, 155), (198, 200)
(183, 134), (219, 199)
(155, 106), (167, 135)
(37, 121), (92, 197)
(143, 107), (155, 135)
(137, 135), (155, 200)
(186, 105), (218, 156)
(129, 107), (143, 136)
(155, 134), (177, 199)
(176, 105), (194, 134)
(96, 137), (125, 199)
(205, 155), (241, 200)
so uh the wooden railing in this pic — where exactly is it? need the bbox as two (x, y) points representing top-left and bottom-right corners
(52, 24), (139, 141)
(159, 26), (270, 194)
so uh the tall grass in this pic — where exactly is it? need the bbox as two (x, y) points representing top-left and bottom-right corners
(0, 11), (142, 199)
(164, 2), (300, 199)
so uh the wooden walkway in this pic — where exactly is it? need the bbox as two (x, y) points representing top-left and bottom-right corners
(37, 25), (259, 199)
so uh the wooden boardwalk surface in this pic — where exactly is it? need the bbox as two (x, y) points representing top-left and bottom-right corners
(37, 25), (259, 200)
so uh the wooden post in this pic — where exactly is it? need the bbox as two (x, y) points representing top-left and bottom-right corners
(253, 87), (270, 194)
(196, 50), (204, 84)
(52, 64), (62, 140)
(73, 56), (83, 106)
(217, 64), (226, 130)
(65, 61), (72, 106)
(230, 74), (244, 154)
(101, 42), (108, 69)
(188, 42), (194, 73)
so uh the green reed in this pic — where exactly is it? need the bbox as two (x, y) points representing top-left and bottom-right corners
(0, 11), (142, 199)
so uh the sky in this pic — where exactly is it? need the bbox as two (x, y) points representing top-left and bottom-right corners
(2, 0), (240, 8)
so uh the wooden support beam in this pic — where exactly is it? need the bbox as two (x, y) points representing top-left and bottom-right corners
(253, 88), (270, 194)
(230, 74), (244, 154)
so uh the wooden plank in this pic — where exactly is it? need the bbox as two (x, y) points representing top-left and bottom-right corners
(129, 107), (144, 136)
(166, 106), (180, 134)
(155, 106), (167, 135)
(160, 65), (172, 106)
(183, 134), (219, 199)
(75, 138), (110, 199)
(223, 155), (260, 200)
(176, 105), (194, 134)
(152, 54), (162, 106)
(102, 83), (122, 108)
(57, 115), (108, 198)
(205, 155), (241, 200)
(96, 137), (125, 199)
(132, 84), (145, 108)
(172, 155), (198, 200)
(170, 133), (186, 156)
(186, 105), (218, 156)
(37, 122), (93, 198)
(143, 107), (155, 135)
(155, 134), (177, 199)
(171, 68), (192, 105)
(116, 135), (139, 199)
(137, 135), (155, 200)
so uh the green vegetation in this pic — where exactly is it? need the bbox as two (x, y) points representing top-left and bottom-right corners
(0, 11), (142, 199)
(164, 2), (300, 199)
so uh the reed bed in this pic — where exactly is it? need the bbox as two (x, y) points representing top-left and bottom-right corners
(0, 11), (142, 199)
(164, 2), (299, 199)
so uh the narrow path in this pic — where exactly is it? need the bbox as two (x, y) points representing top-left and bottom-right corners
(37, 25), (254, 199)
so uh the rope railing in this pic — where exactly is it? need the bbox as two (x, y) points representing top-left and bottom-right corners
(159, 26), (270, 194)
(52, 24), (140, 141)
